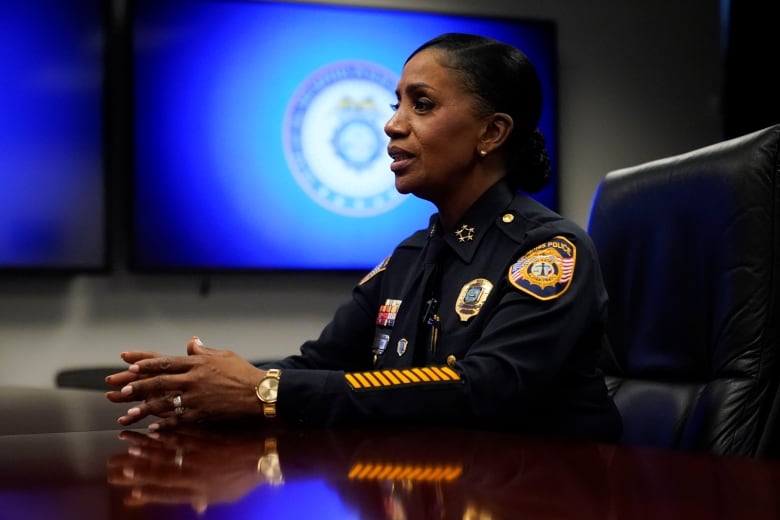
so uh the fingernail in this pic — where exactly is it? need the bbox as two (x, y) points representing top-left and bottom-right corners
(148, 432), (160, 440)
(127, 407), (141, 416)
(128, 446), (141, 457)
(123, 467), (135, 478)
(194, 336), (204, 346)
(128, 364), (139, 373)
(121, 385), (133, 395)
(148, 423), (160, 432)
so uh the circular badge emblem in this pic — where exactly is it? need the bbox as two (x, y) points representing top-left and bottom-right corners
(283, 60), (401, 217)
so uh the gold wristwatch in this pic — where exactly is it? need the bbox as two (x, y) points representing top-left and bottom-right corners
(255, 369), (281, 418)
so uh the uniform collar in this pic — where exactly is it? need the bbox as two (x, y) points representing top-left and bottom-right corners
(428, 180), (515, 263)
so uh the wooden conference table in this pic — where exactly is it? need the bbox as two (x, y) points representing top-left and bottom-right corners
(1, 386), (779, 520)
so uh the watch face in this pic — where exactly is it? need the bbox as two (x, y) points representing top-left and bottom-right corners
(258, 378), (279, 403)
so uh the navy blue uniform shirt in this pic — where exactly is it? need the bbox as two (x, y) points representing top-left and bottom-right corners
(268, 180), (622, 442)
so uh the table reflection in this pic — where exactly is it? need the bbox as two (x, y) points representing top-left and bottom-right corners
(104, 425), (780, 520)
(3, 385), (779, 519)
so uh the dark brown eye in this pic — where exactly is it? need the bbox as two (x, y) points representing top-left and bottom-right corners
(413, 98), (434, 112)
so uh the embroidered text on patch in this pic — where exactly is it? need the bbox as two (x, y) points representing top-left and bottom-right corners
(508, 236), (576, 300)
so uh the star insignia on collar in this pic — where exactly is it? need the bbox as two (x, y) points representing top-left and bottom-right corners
(454, 224), (475, 242)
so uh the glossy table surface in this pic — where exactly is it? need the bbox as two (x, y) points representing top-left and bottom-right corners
(1, 386), (780, 519)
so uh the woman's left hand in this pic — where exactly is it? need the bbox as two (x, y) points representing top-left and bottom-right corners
(105, 337), (266, 431)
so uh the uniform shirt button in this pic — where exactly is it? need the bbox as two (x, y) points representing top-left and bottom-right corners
(502, 213), (515, 223)
(446, 355), (457, 367)
(373, 354), (378, 365)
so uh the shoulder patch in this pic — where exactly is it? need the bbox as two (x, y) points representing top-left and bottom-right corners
(508, 236), (576, 301)
(359, 256), (391, 285)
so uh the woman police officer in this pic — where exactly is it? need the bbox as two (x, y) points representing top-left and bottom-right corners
(106, 33), (621, 442)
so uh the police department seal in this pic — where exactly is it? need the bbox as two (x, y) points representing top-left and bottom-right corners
(283, 60), (402, 217)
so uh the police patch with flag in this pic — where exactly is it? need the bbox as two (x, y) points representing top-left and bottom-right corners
(508, 236), (576, 300)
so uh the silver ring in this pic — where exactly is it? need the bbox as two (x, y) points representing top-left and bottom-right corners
(173, 395), (184, 415)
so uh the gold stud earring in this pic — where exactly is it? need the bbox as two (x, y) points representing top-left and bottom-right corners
(479, 150), (487, 157)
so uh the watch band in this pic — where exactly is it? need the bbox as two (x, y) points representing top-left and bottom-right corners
(256, 369), (282, 419)
(262, 402), (277, 419)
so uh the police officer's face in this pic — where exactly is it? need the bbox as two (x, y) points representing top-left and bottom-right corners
(385, 49), (486, 205)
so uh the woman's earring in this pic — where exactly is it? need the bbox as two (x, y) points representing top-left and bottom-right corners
(479, 150), (488, 157)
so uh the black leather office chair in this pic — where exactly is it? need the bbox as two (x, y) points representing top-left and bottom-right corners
(588, 124), (780, 457)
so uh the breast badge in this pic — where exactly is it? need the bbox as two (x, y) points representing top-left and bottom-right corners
(455, 278), (494, 322)
(396, 338), (408, 357)
(509, 236), (576, 300)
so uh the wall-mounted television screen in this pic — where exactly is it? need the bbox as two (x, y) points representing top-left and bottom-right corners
(131, 0), (558, 271)
(0, 0), (106, 271)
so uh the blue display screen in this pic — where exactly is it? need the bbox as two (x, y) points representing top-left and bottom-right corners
(132, 0), (558, 271)
(0, 0), (105, 270)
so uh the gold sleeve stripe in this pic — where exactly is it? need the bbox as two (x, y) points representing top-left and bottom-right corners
(411, 368), (431, 382)
(387, 466), (404, 480)
(353, 372), (372, 389)
(430, 366), (449, 380)
(408, 467), (425, 479)
(348, 463), (367, 479)
(421, 367), (442, 381)
(442, 467), (462, 480)
(348, 462), (463, 482)
(440, 366), (460, 379)
(344, 366), (461, 391)
(392, 369), (410, 384)
(373, 371), (392, 386)
(419, 468), (436, 480)
(375, 467), (393, 480)
(344, 373), (361, 389)
(363, 372), (382, 387)
(383, 371), (401, 385)
(405, 370), (422, 383)
(430, 366), (460, 381)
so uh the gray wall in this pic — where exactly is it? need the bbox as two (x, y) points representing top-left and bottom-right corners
(0, 0), (723, 388)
